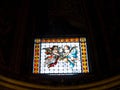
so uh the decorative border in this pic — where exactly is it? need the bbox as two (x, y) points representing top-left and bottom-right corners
(80, 38), (89, 73)
(33, 40), (40, 74)
(33, 37), (89, 74)
(41, 38), (79, 43)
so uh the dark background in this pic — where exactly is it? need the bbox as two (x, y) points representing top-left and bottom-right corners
(0, 0), (120, 86)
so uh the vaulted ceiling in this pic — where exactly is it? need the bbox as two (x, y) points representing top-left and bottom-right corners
(0, 0), (120, 89)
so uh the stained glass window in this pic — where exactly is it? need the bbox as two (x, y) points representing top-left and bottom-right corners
(33, 37), (89, 75)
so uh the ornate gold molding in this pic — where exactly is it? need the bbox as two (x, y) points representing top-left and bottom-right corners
(0, 75), (120, 89)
